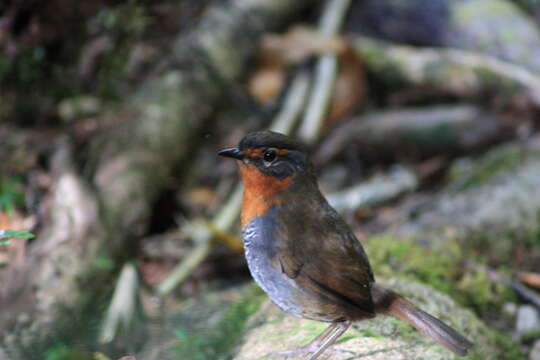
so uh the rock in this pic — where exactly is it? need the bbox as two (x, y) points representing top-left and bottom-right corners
(516, 305), (540, 339)
(448, 0), (540, 74)
(347, 0), (540, 74)
(233, 278), (504, 359)
(530, 340), (540, 360)
(346, 0), (450, 46)
(393, 141), (540, 260)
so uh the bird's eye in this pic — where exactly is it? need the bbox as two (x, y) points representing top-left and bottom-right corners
(263, 149), (277, 163)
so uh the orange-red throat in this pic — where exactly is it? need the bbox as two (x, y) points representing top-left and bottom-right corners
(238, 162), (292, 227)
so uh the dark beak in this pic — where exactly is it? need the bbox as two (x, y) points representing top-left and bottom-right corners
(218, 147), (243, 160)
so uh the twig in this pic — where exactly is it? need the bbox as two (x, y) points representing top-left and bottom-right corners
(100, 263), (139, 343)
(326, 166), (418, 212)
(270, 70), (311, 134)
(298, 0), (351, 143)
(354, 37), (540, 107)
(468, 262), (540, 310)
(204, 220), (244, 253)
(315, 105), (502, 163)
(140, 229), (189, 259)
(156, 221), (213, 296)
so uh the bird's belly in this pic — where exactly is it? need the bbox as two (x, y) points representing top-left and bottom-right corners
(242, 213), (333, 322)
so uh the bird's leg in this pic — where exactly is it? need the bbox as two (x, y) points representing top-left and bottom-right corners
(305, 322), (340, 350)
(268, 320), (351, 359)
(307, 320), (351, 360)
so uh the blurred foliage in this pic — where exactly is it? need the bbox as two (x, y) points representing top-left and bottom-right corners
(0, 176), (24, 212)
(93, 255), (116, 271)
(0, 230), (35, 246)
(456, 266), (515, 314)
(45, 345), (95, 360)
(0, 0), (151, 123)
(515, 0), (540, 10)
(91, 0), (151, 98)
(172, 285), (265, 360)
(490, 332), (527, 360)
(449, 146), (523, 192)
(0, 230), (35, 239)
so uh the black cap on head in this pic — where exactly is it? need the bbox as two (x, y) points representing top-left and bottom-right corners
(238, 131), (305, 151)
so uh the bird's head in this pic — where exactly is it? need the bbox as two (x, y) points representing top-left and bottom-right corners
(218, 130), (309, 180)
(219, 131), (315, 226)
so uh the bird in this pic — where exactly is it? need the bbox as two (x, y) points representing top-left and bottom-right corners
(218, 130), (474, 359)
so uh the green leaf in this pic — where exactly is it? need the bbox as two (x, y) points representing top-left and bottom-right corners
(94, 255), (115, 270)
(0, 229), (35, 239)
(0, 176), (24, 212)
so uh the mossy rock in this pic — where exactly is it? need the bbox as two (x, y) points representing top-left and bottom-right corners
(395, 142), (540, 261)
(233, 278), (518, 360)
(364, 235), (516, 315)
(450, 0), (540, 74)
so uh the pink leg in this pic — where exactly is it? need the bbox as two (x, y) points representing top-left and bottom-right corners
(308, 321), (351, 360)
(269, 320), (351, 359)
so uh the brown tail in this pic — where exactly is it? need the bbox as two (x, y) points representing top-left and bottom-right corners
(372, 285), (474, 356)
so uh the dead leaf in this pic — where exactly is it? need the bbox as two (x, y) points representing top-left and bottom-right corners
(325, 44), (365, 129)
(517, 271), (540, 290)
(261, 26), (346, 65)
(248, 26), (346, 104)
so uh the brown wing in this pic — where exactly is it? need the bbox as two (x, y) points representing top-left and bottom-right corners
(275, 193), (375, 318)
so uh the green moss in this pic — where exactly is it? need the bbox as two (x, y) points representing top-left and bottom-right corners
(455, 267), (515, 315)
(364, 236), (515, 313)
(353, 328), (383, 339)
(449, 146), (523, 192)
(401, 123), (460, 149)
(453, 0), (521, 23)
(354, 38), (409, 88)
(365, 235), (459, 295)
(172, 285), (266, 360)
(13, 289), (114, 360)
(489, 332), (526, 360)
(387, 319), (418, 340)
(281, 321), (326, 342)
(520, 328), (540, 342)
(530, 212), (540, 248)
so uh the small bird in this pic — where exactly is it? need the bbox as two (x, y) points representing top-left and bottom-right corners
(219, 131), (473, 359)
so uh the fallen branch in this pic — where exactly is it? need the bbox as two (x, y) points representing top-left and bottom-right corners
(354, 36), (540, 107)
(316, 104), (507, 163)
(99, 263), (139, 343)
(326, 166), (417, 212)
(298, 0), (351, 143)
